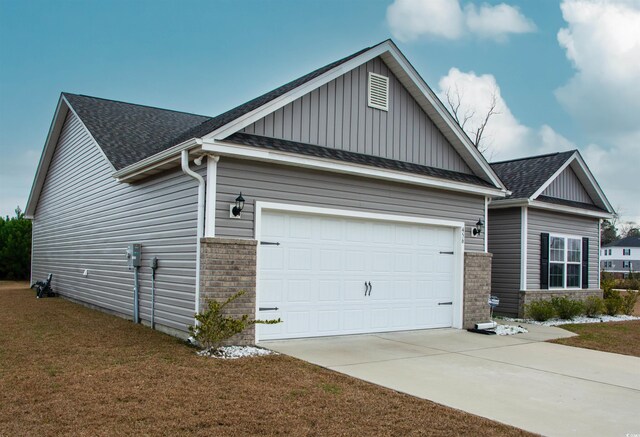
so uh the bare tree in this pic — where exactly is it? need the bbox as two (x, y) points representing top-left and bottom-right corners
(445, 86), (499, 155)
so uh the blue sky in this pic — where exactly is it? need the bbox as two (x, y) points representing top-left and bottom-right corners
(1, 0), (638, 223)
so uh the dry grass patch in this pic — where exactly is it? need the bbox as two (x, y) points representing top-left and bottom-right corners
(550, 320), (640, 357)
(0, 281), (531, 436)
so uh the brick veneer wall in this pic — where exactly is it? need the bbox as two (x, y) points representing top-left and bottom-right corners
(463, 252), (492, 328)
(199, 238), (257, 346)
(518, 289), (602, 318)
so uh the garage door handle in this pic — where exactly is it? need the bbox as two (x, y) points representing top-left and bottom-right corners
(439, 251), (454, 255)
(368, 281), (372, 296)
(438, 302), (453, 305)
(259, 307), (279, 311)
(364, 282), (369, 296)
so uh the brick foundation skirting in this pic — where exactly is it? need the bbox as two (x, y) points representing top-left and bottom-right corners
(518, 289), (603, 318)
(200, 238), (257, 346)
(463, 252), (492, 329)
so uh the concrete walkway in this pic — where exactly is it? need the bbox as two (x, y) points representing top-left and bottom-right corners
(263, 324), (640, 437)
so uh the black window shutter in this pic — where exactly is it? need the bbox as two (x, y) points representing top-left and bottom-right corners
(582, 237), (589, 289)
(541, 233), (549, 290)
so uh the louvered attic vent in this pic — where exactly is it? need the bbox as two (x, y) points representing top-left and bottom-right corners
(368, 72), (389, 111)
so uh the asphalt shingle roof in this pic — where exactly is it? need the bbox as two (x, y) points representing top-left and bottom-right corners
(490, 151), (576, 199)
(226, 132), (494, 188)
(604, 236), (640, 248)
(64, 44), (375, 170)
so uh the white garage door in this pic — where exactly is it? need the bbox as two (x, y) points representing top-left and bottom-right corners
(257, 210), (458, 341)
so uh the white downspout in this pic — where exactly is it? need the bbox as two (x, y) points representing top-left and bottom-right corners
(181, 150), (205, 321)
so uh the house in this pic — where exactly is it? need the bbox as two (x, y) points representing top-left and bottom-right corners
(601, 236), (640, 278)
(26, 40), (510, 343)
(488, 151), (615, 317)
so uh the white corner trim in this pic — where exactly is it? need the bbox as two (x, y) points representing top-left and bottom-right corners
(484, 196), (488, 253)
(204, 139), (506, 198)
(205, 155), (220, 237)
(520, 206), (528, 291)
(253, 200), (466, 343)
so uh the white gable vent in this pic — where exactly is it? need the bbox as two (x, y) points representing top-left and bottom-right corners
(368, 72), (389, 111)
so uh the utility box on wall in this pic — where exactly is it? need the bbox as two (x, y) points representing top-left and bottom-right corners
(126, 243), (142, 270)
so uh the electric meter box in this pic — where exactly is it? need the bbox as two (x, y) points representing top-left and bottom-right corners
(127, 243), (142, 269)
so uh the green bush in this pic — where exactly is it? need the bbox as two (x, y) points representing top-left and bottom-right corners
(583, 296), (604, 317)
(604, 290), (623, 316)
(601, 272), (617, 298)
(621, 291), (639, 316)
(188, 290), (281, 350)
(526, 300), (555, 322)
(0, 207), (32, 280)
(551, 296), (584, 320)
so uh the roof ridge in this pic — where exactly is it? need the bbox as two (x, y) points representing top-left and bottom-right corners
(62, 92), (211, 119)
(491, 149), (576, 165)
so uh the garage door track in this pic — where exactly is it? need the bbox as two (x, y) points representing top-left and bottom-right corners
(263, 325), (640, 437)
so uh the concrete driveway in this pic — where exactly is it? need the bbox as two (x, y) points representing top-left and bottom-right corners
(263, 325), (640, 437)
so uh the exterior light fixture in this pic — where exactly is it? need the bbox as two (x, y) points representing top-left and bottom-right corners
(231, 192), (245, 217)
(472, 218), (484, 237)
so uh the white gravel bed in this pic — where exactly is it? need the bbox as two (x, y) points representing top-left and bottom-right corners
(499, 314), (640, 326)
(494, 324), (528, 335)
(196, 345), (278, 359)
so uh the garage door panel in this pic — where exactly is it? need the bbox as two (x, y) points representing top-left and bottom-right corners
(258, 210), (457, 341)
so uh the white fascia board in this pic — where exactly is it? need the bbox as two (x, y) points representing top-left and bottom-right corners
(570, 153), (615, 213)
(203, 139), (507, 198)
(113, 138), (203, 182)
(488, 199), (528, 209)
(204, 43), (390, 141)
(25, 96), (69, 218)
(381, 45), (505, 191)
(528, 199), (614, 219)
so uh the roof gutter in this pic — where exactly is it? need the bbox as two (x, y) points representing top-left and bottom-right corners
(114, 137), (203, 182)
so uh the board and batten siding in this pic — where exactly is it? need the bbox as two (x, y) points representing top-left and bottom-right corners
(487, 207), (521, 316)
(214, 158), (486, 252)
(542, 166), (594, 204)
(31, 111), (203, 334)
(242, 56), (472, 175)
(526, 209), (600, 289)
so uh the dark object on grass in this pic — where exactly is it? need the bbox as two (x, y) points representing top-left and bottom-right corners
(467, 328), (496, 335)
(31, 273), (55, 298)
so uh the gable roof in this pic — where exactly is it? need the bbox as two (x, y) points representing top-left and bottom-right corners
(604, 236), (640, 248)
(490, 150), (614, 217)
(491, 151), (576, 199)
(26, 40), (508, 217)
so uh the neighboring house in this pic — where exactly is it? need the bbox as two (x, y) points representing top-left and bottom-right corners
(26, 40), (509, 343)
(488, 151), (615, 317)
(601, 236), (640, 278)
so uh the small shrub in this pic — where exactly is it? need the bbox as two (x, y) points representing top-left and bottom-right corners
(604, 290), (623, 316)
(601, 272), (617, 298)
(551, 296), (584, 320)
(621, 291), (639, 316)
(526, 300), (555, 322)
(188, 290), (281, 350)
(583, 296), (604, 317)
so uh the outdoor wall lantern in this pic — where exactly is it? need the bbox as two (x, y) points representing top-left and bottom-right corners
(472, 218), (484, 237)
(231, 192), (245, 217)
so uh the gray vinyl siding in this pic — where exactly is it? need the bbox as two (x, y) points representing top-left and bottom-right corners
(242, 56), (472, 175)
(526, 208), (600, 290)
(542, 166), (594, 204)
(215, 158), (486, 252)
(488, 208), (521, 316)
(31, 112), (202, 334)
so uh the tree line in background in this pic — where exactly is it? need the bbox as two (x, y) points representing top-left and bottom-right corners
(601, 217), (640, 246)
(0, 207), (32, 280)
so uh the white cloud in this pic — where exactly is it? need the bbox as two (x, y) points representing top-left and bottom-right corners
(386, 0), (464, 41)
(436, 68), (572, 161)
(464, 3), (536, 40)
(386, 0), (535, 42)
(555, 0), (640, 223)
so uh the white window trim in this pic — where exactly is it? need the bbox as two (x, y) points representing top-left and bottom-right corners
(253, 201), (466, 343)
(549, 233), (582, 289)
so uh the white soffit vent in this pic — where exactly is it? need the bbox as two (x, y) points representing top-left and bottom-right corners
(368, 72), (389, 111)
